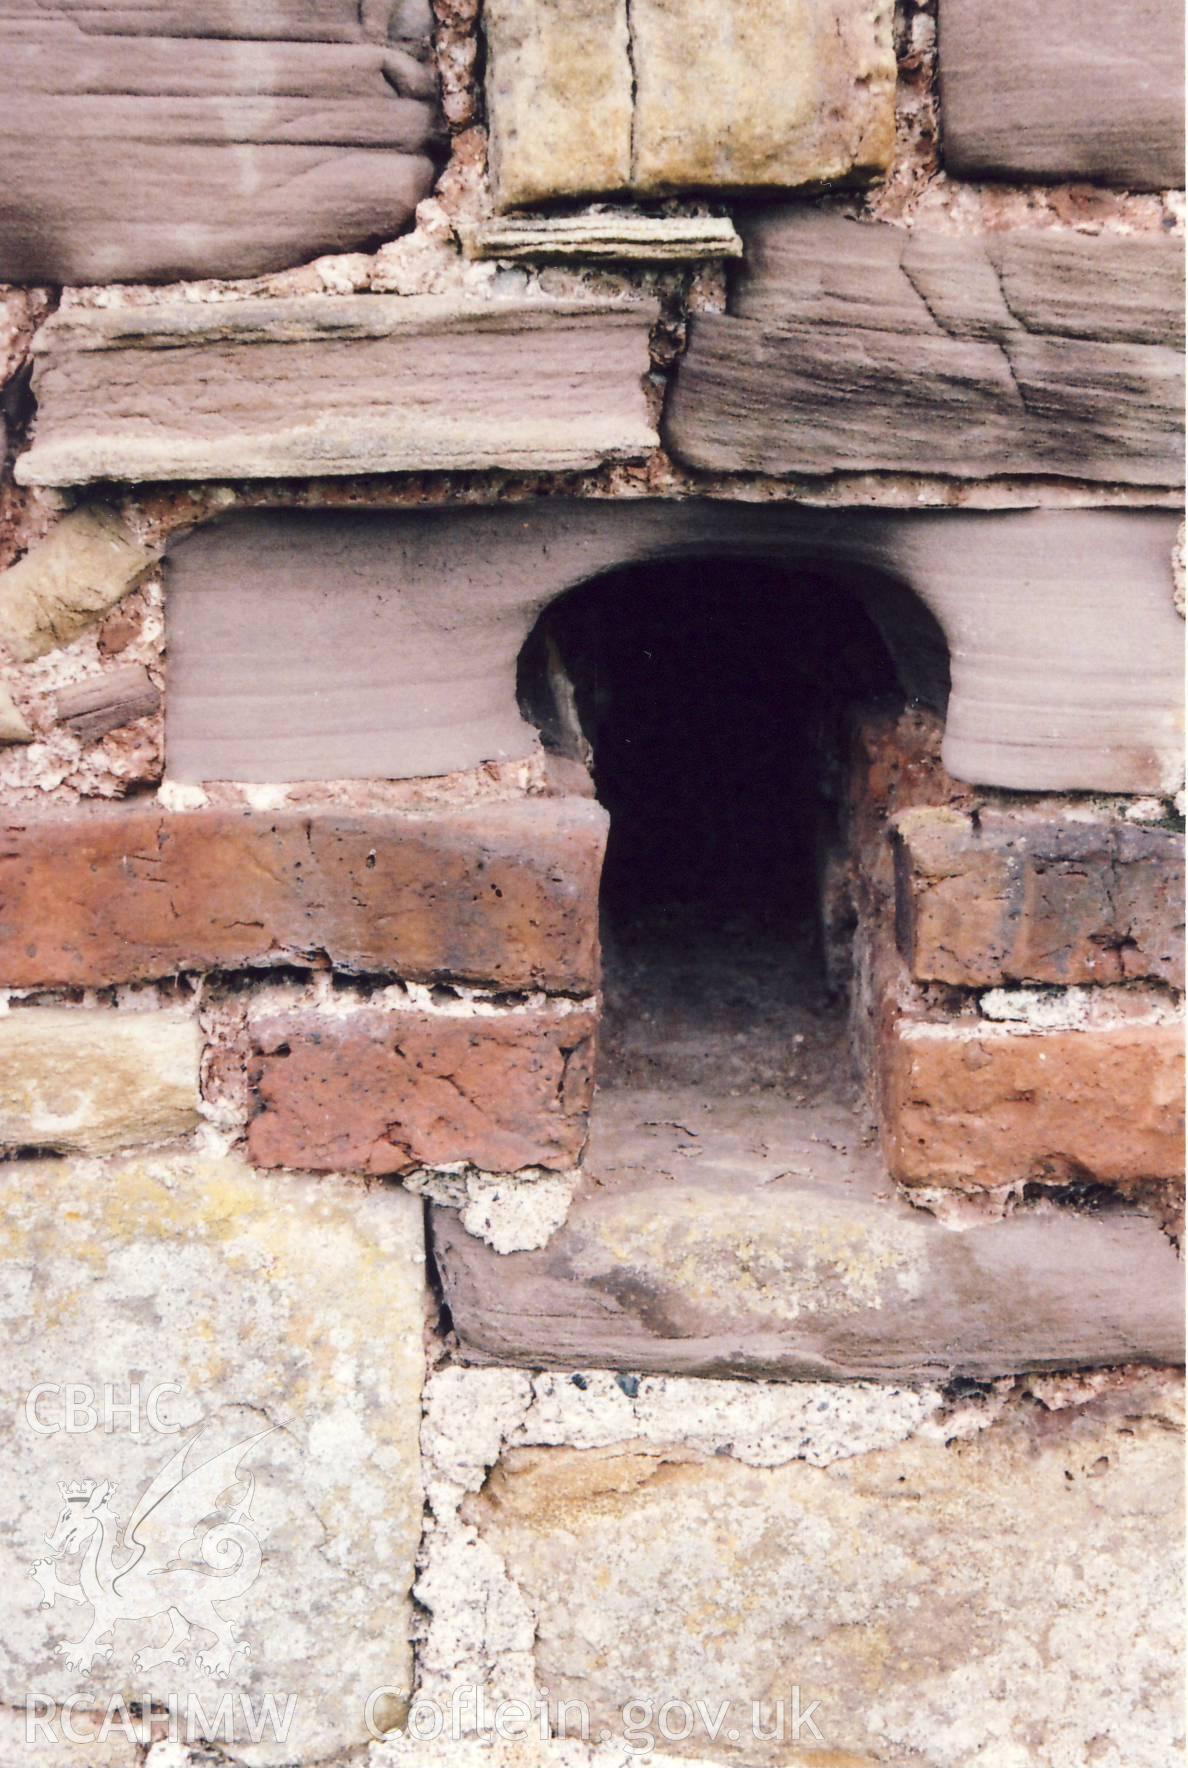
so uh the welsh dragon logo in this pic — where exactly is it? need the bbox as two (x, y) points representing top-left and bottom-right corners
(31, 1426), (272, 1680)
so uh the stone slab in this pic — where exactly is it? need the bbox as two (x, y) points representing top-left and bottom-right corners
(893, 806), (1186, 988)
(17, 297), (659, 488)
(248, 1002), (596, 1175)
(0, 797), (607, 991)
(0, 1151), (426, 1765)
(163, 503), (1183, 795)
(938, 0), (1186, 189)
(665, 213), (1185, 485)
(484, 0), (894, 206)
(0, 0), (441, 285)
(468, 213), (743, 262)
(434, 1087), (1184, 1382)
(884, 1016), (1185, 1190)
(0, 506), (160, 663)
(629, 0), (896, 194)
(0, 1007), (200, 1156)
(467, 1377), (1184, 1766)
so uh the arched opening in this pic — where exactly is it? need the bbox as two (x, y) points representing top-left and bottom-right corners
(518, 555), (945, 1134)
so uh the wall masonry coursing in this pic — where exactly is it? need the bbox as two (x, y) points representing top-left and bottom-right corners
(0, 0), (1183, 1764)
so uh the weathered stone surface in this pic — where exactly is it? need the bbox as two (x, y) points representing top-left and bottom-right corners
(884, 1016), (1185, 1189)
(164, 504), (1183, 796)
(249, 1002), (596, 1175)
(0, 506), (160, 663)
(484, 0), (632, 207)
(17, 297), (659, 488)
(469, 212), (743, 262)
(894, 806), (1186, 988)
(435, 1089), (1185, 1381)
(0, 682), (31, 743)
(665, 213), (1185, 485)
(56, 662), (161, 743)
(0, 1151), (425, 1765)
(0, 1007), (199, 1156)
(468, 1377), (1184, 1767)
(630, 0), (896, 194)
(484, 0), (894, 206)
(0, 797), (606, 991)
(939, 0), (1185, 189)
(0, 0), (441, 286)
(0, 1704), (142, 1766)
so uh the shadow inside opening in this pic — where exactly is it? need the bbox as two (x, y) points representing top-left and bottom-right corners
(518, 557), (907, 1106)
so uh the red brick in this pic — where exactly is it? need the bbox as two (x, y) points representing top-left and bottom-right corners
(883, 1017), (1185, 1190)
(248, 1004), (597, 1175)
(0, 797), (606, 991)
(893, 807), (1185, 988)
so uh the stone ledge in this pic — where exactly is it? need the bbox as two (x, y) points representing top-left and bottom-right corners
(433, 1088), (1185, 1382)
(17, 297), (660, 489)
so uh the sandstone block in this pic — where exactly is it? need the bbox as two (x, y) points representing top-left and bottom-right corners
(0, 798), (606, 992)
(249, 1003), (596, 1175)
(484, 0), (633, 207)
(884, 1017), (1185, 1190)
(164, 503), (1183, 796)
(939, 0), (1185, 189)
(0, 0), (441, 285)
(0, 507), (160, 663)
(894, 806), (1186, 988)
(435, 1089), (1184, 1381)
(467, 1378), (1184, 1766)
(486, 0), (894, 208)
(0, 1151), (426, 1765)
(630, 0), (896, 194)
(0, 1008), (200, 1156)
(17, 298), (658, 489)
(665, 213), (1185, 485)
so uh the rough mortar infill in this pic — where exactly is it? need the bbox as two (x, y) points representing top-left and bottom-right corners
(899, 986), (1186, 1039)
(0, 559), (165, 802)
(155, 751), (552, 816)
(406, 1168), (577, 1253)
(410, 1362), (1078, 1723)
(245, 975), (598, 1023)
(977, 984), (1185, 1030)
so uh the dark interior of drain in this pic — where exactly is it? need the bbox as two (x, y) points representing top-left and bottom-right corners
(518, 557), (922, 1100)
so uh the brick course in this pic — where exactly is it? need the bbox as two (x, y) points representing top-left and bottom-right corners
(0, 798), (606, 991)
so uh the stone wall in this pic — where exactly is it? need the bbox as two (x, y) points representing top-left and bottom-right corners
(0, 2), (1183, 1765)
